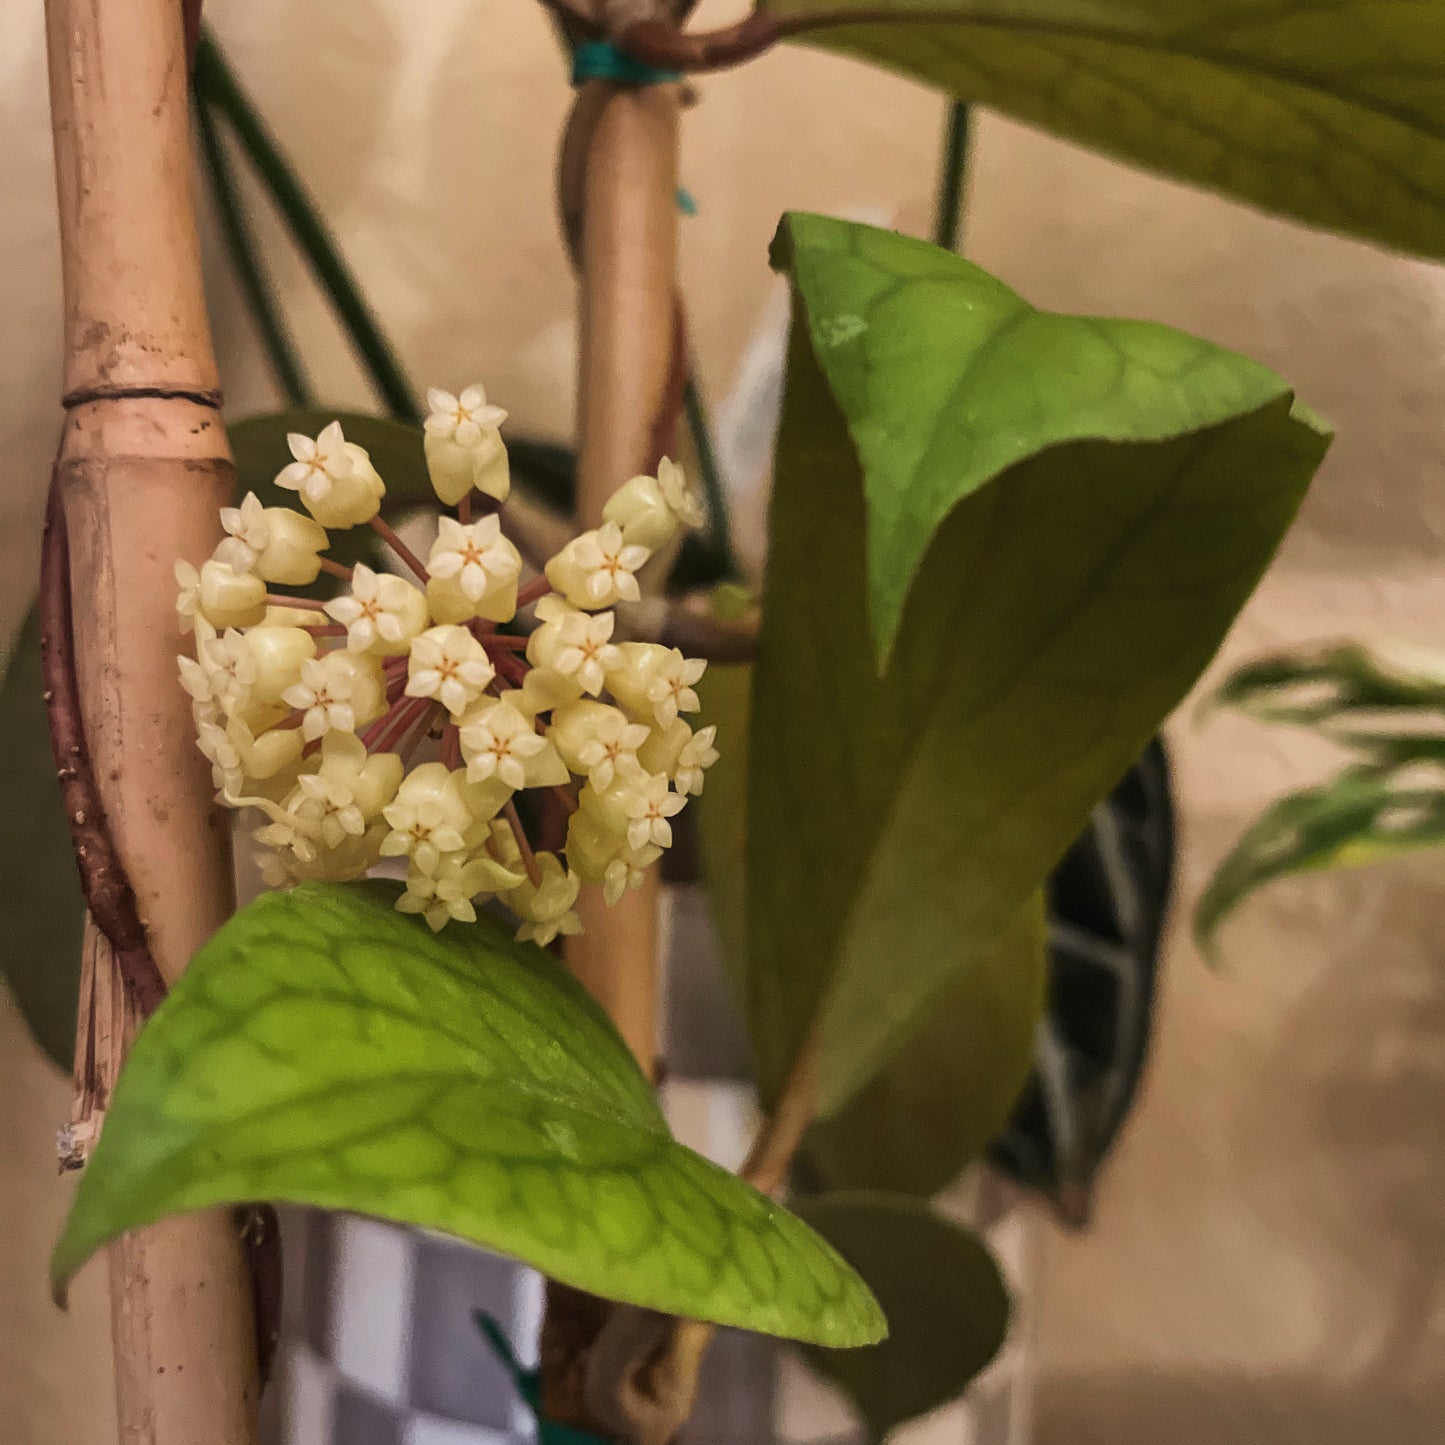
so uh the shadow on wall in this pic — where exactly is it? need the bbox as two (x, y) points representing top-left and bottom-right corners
(1237, 855), (1445, 1386)
(1040, 1373), (1442, 1445)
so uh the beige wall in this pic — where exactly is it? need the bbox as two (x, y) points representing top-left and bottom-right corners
(5, 2), (1445, 1441)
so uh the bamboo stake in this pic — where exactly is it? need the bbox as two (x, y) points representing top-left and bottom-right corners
(565, 80), (681, 1072)
(44, 1), (260, 1441)
(539, 74), (682, 1439)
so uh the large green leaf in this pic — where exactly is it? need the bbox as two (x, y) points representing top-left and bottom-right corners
(750, 214), (1328, 1114)
(760, 0), (1445, 261)
(1197, 763), (1445, 951)
(52, 881), (884, 1347)
(803, 895), (1046, 1197)
(0, 608), (81, 1069)
(776, 213), (1300, 659)
(795, 1192), (1009, 1440)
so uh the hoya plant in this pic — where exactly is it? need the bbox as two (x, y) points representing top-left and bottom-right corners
(10, 1), (1444, 1444)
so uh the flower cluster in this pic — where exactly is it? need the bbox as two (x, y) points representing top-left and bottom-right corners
(178, 386), (716, 944)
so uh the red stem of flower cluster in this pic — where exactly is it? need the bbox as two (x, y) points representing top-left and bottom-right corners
(369, 515), (429, 583)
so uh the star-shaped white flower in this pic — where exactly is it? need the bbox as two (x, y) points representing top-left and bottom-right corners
(323, 563), (428, 655)
(551, 609), (622, 696)
(655, 457), (706, 529)
(197, 626), (257, 712)
(175, 560), (201, 627)
(572, 522), (650, 606)
(380, 763), (472, 874)
(574, 709), (651, 792)
(406, 625), (496, 718)
(507, 853), (582, 947)
(646, 649), (707, 725)
(623, 772), (686, 851)
(428, 516), (520, 603)
(216, 492), (271, 572)
(424, 385), (507, 449)
(603, 844), (661, 907)
(673, 723), (719, 796)
(282, 654), (361, 741)
(277, 421), (353, 503)
(459, 701), (546, 791)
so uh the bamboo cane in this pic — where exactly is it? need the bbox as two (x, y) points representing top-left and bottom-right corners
(44, 1), (260, 1441)
(539, 73), (682, 1438)
(566, 80), (681, 1076)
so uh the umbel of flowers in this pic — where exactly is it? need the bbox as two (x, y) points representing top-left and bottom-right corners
(177, 386), (717, 944)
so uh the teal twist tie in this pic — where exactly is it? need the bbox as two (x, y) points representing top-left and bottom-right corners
(571, 39), (681, 87)
(474, 1312), (613, 1445)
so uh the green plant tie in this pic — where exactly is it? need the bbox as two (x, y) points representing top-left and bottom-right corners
(473, 1312), (613, 1445)
(571, 39), (681, 87)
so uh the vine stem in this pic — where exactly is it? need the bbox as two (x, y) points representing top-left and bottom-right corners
(193, 93), (314, 407)
(191, 30), (423, 423)
(369, 515), (430, 582)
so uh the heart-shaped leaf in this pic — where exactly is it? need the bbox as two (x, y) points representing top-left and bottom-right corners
(795, 1192), (1009, 1439)
(52, 881), (884, 1347)
(749, 214), (1328, 1115)
(761, 0), (1445, 260)
(0, 608), (81, 1069)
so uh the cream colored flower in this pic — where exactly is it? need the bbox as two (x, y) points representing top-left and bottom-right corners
(428, 516), (520, 603)
(602, 457), (705, 549)
(507, 852), (582, 947)
(281, 652), (385, 742)
(275, 421), (384, 528)
(324, 563), (428, 656)
(623, 771), (685, 851)
(545, 523), (650, 609)
(175, 556), (266, 631)
(217, 493), (330, 585)
(423, 385), (510, 504)
(292, 732), (403, 848)
(458, 701), (548, 791)
(405, 625), (495, 718)
(380, 763), (472, 874)
(550, 700), (650, 791)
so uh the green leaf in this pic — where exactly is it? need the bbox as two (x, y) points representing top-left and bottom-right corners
(1212, 643), (1445, 727)
(760, 0), (1445, 260)
(803, 895), (1046, 1198)
(51, 881), (884, 1347)
(695, 662), (754, 991)
(751, 214), (1329, 1115)
(1196, 764), (1445, 950)
(794, 1192), (1009, 1439)
(773, 212), (1304, 660)
(0, 608), (81, 1070)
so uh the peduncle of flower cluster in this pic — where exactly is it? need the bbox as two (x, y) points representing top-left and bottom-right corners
(177, 385), (718, 944)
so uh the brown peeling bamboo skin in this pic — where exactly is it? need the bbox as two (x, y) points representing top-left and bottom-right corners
(45, 0), (260, 1441)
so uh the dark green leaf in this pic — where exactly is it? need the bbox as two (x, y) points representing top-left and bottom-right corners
(695, 662), (753, 991)
(761, 0), (1445, 260)
(1196, 764), (1445, 952)
(750, 214), (1328, 1115)
(795, 1192), (1009, 1439)
(0, 608), (80, 1070)
(52, 881), (884, 1347)
(804, 896), (1046, 1198)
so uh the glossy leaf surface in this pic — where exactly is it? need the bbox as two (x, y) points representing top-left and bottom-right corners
(53, 882), (884, 1347)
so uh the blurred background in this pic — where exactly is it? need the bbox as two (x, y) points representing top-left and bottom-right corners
(5, 1), (1445, 1442)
